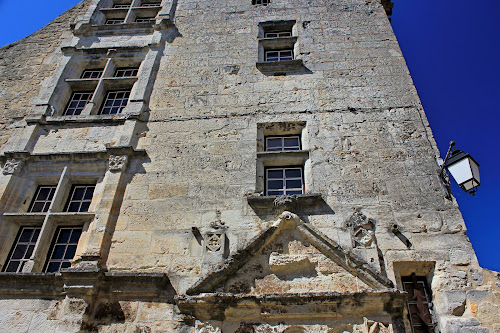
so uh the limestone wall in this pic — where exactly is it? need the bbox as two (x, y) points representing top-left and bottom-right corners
(0, 0), (91, 150)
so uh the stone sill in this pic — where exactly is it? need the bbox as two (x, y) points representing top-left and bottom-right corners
(259, 36), (298, 49)
(26, 112), (142, 125)
(247, 193), (323, 210)
(256, 59), (304, 73)
(73, 17), (171, 35)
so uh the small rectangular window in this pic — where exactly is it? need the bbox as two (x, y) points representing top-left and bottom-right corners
(29, 185), (57, 212)
(402, 275), (436, 333)
(135, 17), (156, 23)
(99, 90), (130, 115)
(266, 167), (303, 196)
(65, 185), (95, 213)
(114, 67), (139, 77)
(80, 69), (103, 79)
(44, 227), (83, 273)
(64, 92), (93, 116)
(253, 0), (270, 5)
(105, 19), (124, 25)
(264, 31), (291, 38)
(265, 136), (301, 151)
(113, 4), (131, 8)
(3, 227), (41, 273)
(265, 50), (293, 62)
(141, 1), (161, 7)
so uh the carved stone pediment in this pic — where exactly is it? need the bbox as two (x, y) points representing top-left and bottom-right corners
(176, 212), (403, 327)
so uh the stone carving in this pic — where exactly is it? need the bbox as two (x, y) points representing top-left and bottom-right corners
(109, 155), (128, 171)
(205, 233), (223, 253)
(2, 159), (22, 175)
(273, 195), (298, 214)
(353, 318), (392, 333)
(272, 210), (301, 228)
(196, 322), (221, 333)
(346, 211), (376, 248)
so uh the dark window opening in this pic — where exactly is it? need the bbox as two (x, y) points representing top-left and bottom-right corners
(44, 227), (83, 273)
(29, 185), (57, 212)
(80, 69), (104, 79)
(99, 90), (130, 115)
(402, 274), (436, 333)
(64, 92), (93, 116)
(265, 135), (301, 151)
(253, 0), (270, 5)
(65, 185), (95, 213)
(3, 227), (41, 273)
(266, 167), (304, 196)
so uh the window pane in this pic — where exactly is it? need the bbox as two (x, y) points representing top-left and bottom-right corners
(70, 229), (82, 243)
(286, 190), (303, 195)
(5, 261), (20, 273)
(47, 262), (60, 273)
(61, 262), (71, 269)
(267, 169), (283, 178)
(57, 229), (71, 243)
(79, 202), (90, 212)
(267, 138), (282, 148)
(11, 245), (27, 259)
(267, 190), (283, 196)
(268, 180), (283, 190)
(52, 245), (66, 260)
(286, 179), (302, 188)
(283, 137), (300, 148)
(19, 229), (33, 242)
(68, 202), (81, 212)
(26, 245), (35, 257)
(64, 245), (77, 260)
(285, 168), (302, 178)
(84, 187), (95, 200)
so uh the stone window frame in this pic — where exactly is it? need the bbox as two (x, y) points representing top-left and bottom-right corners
(256, 21), (304, 73)
(31, 47), (159, 123)
(0, 160), (106, 273)
(392, 262), (437, 333)
(256, 122), (311, 196)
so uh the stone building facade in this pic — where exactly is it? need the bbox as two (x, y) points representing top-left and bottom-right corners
(0, 0), (498, 332)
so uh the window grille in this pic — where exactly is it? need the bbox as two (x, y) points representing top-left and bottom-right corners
(266, 167), (304, 196)
(29, 185), (57, 212)
(114, 67), (139, 77)
(402, 274), (436, 333)
(44, 227), (83, 273)
(265, 136), (301, 151)
(80, 69), (103, 79)
(3, 227), (41, 273)
(64, 92), (93, 116)
(65, 185), (95, 212)
(99, 90), (130, 115)
(265, 50), (293, 62)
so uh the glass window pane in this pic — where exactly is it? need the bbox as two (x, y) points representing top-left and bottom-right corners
(268, 180), (283, 189)
(47, 262), (60, 273)
(52, 245), (66, 259)
(286, 179), (302, 188)
(267, 169), (283, 178)
(26, 245), (35, 257)
(37, 188), (51, 200)
(285, 168), (302, 178)
(79, 202), (90, 212)
(70, 229), (82, 243)
(11, 245), (27, 259)
(19, 229), (33, 242)
(57, 229), (71, 243)
(64, 245), (77, 260)
(73, 187), (85, 200)
(84, 187), (95, 200)
(286, 190), (303, 195)
(267, 190), (283, 196)
(67, 202), (81, 212)
(5, 261), (20, 272)
(283, 137), (300, 148)
(267, 138), (282, 148)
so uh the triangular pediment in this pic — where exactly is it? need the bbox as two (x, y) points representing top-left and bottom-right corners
(187, 212), (393, 296)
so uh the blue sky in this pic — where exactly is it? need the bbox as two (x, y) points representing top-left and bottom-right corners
(1, 0), (499, 270)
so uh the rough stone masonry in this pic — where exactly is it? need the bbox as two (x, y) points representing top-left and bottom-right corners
(0, 0), (498, 332)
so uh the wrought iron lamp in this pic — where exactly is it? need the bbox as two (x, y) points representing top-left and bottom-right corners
(440, 141), (480, 199)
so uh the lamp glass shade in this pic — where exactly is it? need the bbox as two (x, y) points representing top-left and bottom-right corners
(446, 151), (480, 191)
